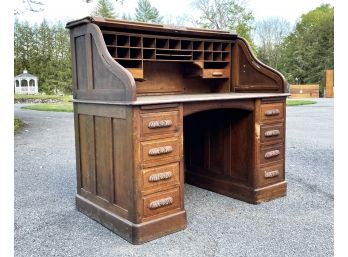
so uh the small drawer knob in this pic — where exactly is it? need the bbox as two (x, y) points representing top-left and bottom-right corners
(148, 146), (173, 156)
(265, 109), (280, 116)
(264, 170), (280, 178)
(148, 171), (173, 182)
(264, 129), (280, 137)
(148, 119), (173, 129)
(149, 197), (173, 209)
(264, 149), (280, 159)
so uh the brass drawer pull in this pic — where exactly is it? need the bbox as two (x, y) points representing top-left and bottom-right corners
(264, 170), (280, 178)
(148, 120), (173, 129)
(264, 149), (280, 159)
(149, 197), (173, 209)
(264, 129), (280, 137)
(148, 146), (173, 156)
(148, 171), (173, 182)
(265, 109), (280, 116)
(212, 71), (223, 77)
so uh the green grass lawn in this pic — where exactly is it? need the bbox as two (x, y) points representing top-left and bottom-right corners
(286, 99), (317, 106)
(19, 94), (73, 112)
(21, 102), (73, 112)
(14, 118), (23, 134)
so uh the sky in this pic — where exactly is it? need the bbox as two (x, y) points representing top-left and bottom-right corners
(14, 0), (335, 27)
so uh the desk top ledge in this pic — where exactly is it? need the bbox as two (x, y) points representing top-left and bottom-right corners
(74, 93), (290, 106)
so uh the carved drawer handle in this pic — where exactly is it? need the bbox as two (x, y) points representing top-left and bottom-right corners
(264, 170), (280, 178)
(264, 129), (280, 137)
(148, 120), (173, 129)
(264, 149), (280, 159)
(265, 109), (280, 116)
(148, 171), (173, 182)
(148, 146), (173, 156)
(212, 71), (223, 77)
(149, 197), (173, 209)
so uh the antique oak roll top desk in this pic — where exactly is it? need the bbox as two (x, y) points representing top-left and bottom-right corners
(66, 16), (290, 244)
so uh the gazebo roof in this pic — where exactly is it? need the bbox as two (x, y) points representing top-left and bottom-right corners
(15, 70), (37, 79)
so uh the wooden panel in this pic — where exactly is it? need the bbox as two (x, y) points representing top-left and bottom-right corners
(260, 144), (284, 165)
(113, 118), (130, 210)
(230, 111), (253, 180)
(141, 162), (180, 193)
(260, 122), (284, 144)
(137, 62), (184, 94)
(78, 114), (95, 193)
(142, 187), (181, 219)
(140, 137), (181, 166)
(325, 70), (334, 98)
(289, 84), (319, 98)
(76, 103), (126, 119)
(140, 110), (180, 138)
(260, 102), (284, 122)
(95, 116), (113, 202)
(258, 162), (284, 187)
(75, 35), (88, 90)
(184, 109), (252, 181)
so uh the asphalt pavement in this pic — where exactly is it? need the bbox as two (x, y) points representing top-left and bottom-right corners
(14, 99), (334, 257)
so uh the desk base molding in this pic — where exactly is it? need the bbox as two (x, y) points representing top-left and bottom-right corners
(76, 194), (187, 244)
(185, 170), (287, 204)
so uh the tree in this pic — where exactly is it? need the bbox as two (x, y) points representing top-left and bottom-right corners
(14, 0), (44, 15)
(254, 17), (291, 69)
(192, 0), (254, 46)
(14, 20), (72, 95)
(277, 4), (334, 94)
(92, 0), (117, 19)
(135, 0), (163, 23)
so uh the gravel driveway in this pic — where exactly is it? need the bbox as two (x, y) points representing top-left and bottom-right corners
(14, 99), (334, 257)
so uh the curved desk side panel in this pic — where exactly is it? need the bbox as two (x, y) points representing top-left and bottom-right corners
(232, 37), (289, 93)
(69, 23), (136, 101)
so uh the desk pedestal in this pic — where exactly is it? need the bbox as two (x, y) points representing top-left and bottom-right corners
(73, 96), (287, 244)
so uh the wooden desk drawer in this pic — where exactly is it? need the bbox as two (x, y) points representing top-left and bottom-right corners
(140, 137), (180, 165)
(260, 123), (284, 143)
(142, 187), (181, 218)
(202, 69), (229, 79)
(142, 162), (180, 193)
(258, 162), (284, 187)
(260, 144), (284, 165)
(260, 103), (284, 122)
(140, 110), (180, 137)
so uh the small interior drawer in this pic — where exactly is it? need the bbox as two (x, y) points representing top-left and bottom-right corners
(142, 162), (180, 193)
(140, 110), (180, 138)
(202, 69), (229, 79)
(142, 187), (181, 218)
(260, 102), (284, 122)
(260, 123), (284, 143)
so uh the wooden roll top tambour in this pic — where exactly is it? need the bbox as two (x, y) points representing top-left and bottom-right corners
(67, 16), (289, 244)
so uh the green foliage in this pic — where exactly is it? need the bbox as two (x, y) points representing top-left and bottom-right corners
(14, 118), (23, 134)
(92, 0), (117, 19)
(135, 0), (163, 23)
(277, 4), (334, 95)
(193, 0), (255, 47)
(21, 103), (73, 112)
(14, 19), (72, 95)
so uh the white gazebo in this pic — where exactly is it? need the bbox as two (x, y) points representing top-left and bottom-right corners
(14, 70), (39, 94)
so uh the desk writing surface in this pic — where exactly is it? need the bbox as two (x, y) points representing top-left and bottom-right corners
(73, 92), (290, 105)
